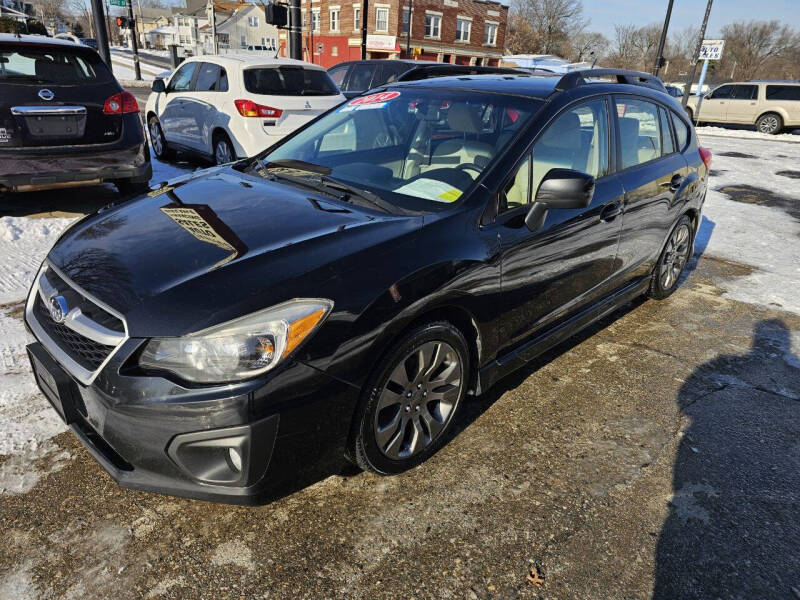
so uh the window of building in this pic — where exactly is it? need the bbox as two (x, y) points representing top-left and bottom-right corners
(311, 8), (320, 32)
(483, 22), (497, 46)
(425, 12), (441, 38)
(240, 35), (247, 47)
(331, 45), (338, 56)
(329, 7), (340, 31)
(456, 17), (471, 42)
(353, 5), (360, 30)
(248, 15), (259, 27)
(401, 7), (411, 35)
(376, 7), (389, 32)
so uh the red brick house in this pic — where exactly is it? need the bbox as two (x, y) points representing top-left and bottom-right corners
(278, 0), (507, 68)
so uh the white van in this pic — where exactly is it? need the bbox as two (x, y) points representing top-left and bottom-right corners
(145, 55), (345, 163)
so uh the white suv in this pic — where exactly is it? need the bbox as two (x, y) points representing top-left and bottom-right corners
(145, 56), (345, 164)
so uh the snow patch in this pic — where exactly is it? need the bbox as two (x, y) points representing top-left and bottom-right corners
(0, 560), (40, 600)
(210, 540), (255, 570)
(697, 125), (800, 143)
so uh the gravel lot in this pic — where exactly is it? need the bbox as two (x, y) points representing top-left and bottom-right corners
(0, 132), (798, 600)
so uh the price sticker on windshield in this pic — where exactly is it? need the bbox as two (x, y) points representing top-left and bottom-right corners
(340, 91), (401, 112)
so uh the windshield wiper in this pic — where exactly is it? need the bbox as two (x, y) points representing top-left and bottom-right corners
(317, 176), (402, 214)
(258, 158), (332, 175)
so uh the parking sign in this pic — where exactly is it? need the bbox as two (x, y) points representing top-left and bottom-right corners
(698, 40), (725, 61)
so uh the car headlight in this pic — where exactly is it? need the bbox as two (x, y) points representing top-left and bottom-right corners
(138, 299), (333, 383)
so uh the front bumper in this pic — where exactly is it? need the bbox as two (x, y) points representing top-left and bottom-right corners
(26, 339), (360, 504)
(0, 141), (151, 193)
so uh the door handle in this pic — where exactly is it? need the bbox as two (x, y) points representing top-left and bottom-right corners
(600, 202), (622, 222)
(661, 174), (684, 192)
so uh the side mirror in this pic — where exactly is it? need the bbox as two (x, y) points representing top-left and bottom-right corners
(152, 79), (166, 94)
(525, 169), (595, 232)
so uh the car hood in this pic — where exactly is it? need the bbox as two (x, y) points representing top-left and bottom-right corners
(47, 167), (422, 336)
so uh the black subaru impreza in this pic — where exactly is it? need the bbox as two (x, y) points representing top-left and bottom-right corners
(25, 69), (709, 503)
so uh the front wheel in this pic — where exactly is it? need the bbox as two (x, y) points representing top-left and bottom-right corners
(352, 322), (470, 474)
(213, 132), (236, 165)
(756, 113), (783, 135)
(649, 215), (694, 300)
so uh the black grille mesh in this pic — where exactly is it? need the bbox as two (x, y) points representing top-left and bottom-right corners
(34, 296), (114, 371)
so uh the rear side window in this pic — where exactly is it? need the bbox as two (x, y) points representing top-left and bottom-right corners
(731, 85), (757, 100)
(219, 68), (228, 92)
(381, 62), (410, 84)
(0, 45), (113, 84)
(617, 98), (662, 169)
(347, 63), (377, 92)
(659, 108), (675, 155)
(168, 62), (197, 92)
(195, 62), (222, 91)
(671, 112), (689, 151)
(766, 85), (800, 101)
(328, 64), (348, 86)
(243, 66), (339, 96)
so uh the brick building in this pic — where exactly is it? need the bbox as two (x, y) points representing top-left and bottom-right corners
(278, 0), (507, 68)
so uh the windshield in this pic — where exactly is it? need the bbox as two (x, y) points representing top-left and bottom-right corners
(243, 66), (339, 96)
(0, 45), (112, 84)
(253, 88), (541, 211)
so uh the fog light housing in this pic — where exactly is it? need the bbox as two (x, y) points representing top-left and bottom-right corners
(166, 415), (279, 487)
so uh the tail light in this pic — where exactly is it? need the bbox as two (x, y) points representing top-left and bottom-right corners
(234, 99), (282, 118)
(699, 146), (712, 168)
(103, 91), (139, 115)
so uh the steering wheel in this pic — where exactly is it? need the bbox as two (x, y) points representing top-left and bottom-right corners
(458, 163), (483, 175)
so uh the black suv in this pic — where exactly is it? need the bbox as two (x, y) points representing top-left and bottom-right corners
(328, 59), (522, 98)
(0, 34), (151, 195)
(26, 69), (709, 503)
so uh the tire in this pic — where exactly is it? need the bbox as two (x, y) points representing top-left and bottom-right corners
(213, 131), (236, 165)
(648, 215), (694, 300)
(115, 178), (150, 197)
(756, 112), (783, 135)
(148, 116), (174, 160)
(352, 321), (470, 475)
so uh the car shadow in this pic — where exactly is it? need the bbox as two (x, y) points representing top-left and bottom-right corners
(0, 184), (120, 218)
(653, 318), (800, 598)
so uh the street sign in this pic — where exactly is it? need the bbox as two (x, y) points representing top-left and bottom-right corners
(698, 39), (724, 61)
(109, 0), (127, 6)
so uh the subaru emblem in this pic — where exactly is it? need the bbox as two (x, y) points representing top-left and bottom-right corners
(38, 88), (54, 101)
(304, 101), (311, 109)
(48, 295), (69, 324)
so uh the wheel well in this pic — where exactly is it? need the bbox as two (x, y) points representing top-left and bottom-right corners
(212, 127), (230, 145)
(683, 208), (699, 233)
(755, 111), (782, 124)
(146, 111), (157, 124)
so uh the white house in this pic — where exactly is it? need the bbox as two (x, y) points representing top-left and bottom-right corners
(198, 1), (279, 53)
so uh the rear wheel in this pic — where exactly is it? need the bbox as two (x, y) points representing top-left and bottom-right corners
(148, 116), (174, 160)
(352, 322), (470, 474)
(756, 112), (782, 135)
(213, 132), (236, 165)
(649, 215), (694, 300)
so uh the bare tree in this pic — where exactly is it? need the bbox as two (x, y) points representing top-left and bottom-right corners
(506, 0), (587, 56)
(719, 20), (800, 80)
(67, 0), (94, 37)
(566, 31), (608, 63)
(607, 23), (661, 71)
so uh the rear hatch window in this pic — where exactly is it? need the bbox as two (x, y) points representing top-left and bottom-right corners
(0, 44), (122, 148)
(243, 66), (339, 96)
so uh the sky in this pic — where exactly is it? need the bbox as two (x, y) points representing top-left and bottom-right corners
(582, 0), (800, 39)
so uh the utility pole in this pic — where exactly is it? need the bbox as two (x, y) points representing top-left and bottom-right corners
(682, 0), (713, 107)
(126, 0), (142, 79)
(134, 0), (145, 49)
(90, 0), (112, 66)
(289, 0), (301, 59)
(653, 0), (674, 78)
(405, 0), (412, 59)
(360, 0), (368, 59)
(210, 0), (218, 54)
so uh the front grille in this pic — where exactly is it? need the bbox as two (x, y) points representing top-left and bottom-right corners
(34, 295), (115, 371)
(43, 269), (124, 333)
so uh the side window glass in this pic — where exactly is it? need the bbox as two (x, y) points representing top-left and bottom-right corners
(731, 85), (757, 100)
(218, 68), (228, 92)
(617, 98), (661, 169)
(671, 112), (689, 151)
(347, 64), (376, 92)
(500, 155), (530, 213)
(168, 62), (197, 92)
(328, 64), (348, 87)
(532, 99), (608, 196)
(659, 108), (675, 155)
(195, 63), (221, 92)
(709, 85), (732, 100)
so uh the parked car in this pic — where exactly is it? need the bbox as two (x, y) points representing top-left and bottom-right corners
(246, 44), (276, 52)
(0, 34), (151, 195)
(664, 84), (683, 98)
(145, 55), (345, 164)
(327, 59), (524, 99)
(26, 69), (709, 503)
(685, 80), (800, 134)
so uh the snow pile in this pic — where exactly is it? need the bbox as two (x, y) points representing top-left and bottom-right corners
(696, 125), (800, 143)
(695, 136), (800, 314)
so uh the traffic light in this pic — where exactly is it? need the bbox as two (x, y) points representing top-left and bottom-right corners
(264, 3), (288, 28)
(115, 16), (132, 29)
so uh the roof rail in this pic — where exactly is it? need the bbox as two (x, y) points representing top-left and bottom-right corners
(555, 69), (667, 93)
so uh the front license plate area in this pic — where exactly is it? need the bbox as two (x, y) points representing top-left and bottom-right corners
(27, 342), (80, 424)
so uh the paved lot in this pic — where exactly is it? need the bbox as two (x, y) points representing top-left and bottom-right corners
(0, 134), (798, 599)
